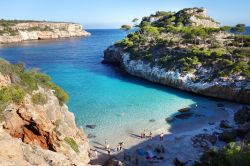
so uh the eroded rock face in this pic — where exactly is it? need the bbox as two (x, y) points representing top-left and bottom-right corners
(1, 87), (90, 165)
(103, 46), (250, 104)
(0, 22), (90, 44)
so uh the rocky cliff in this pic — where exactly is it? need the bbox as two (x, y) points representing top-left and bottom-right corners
(0, 20), (90, 44)
(0, 60), (90, 165)
(103, 8), (250, 104)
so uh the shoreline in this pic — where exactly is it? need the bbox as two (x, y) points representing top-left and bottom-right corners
(89, 103), (242, 165)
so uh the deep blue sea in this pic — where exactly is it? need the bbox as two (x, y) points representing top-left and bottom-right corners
(0, 29), (241, 145)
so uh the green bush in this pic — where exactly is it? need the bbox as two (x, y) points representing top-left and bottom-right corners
(64, 137), (79, 153)
(48, 83), (68, 105)
(115, 37), (133, 49)
(195, 143), (250, 166)
(32, 92), (47, 105)
(0, 59), (69, 105)
(0, 86), (25, 105)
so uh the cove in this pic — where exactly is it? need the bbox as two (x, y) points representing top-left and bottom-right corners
(0, 29), (239, 146)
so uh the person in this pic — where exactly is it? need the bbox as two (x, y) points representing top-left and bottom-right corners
(195, 104), (198, 109)
(107, 148), (111, 155)
(160, 133), (164, 141)
(160, 145), (165, 153)
(105, 143), (110, 150)
(119, 142), (124, 150)
(117, 144), (120, 151)
(143, 130), (146, 138)
(149, 131), (152, 139)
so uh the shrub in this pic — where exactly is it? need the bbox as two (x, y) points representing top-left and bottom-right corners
(48, 83), (68, 105)
(0, 86), (25, 105)
(32, 92), (47, 105)
(64, 137), (79, 153)
(195, 143), (250, 166)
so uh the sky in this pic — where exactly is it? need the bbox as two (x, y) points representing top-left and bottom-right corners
(0, 0), (249, 29)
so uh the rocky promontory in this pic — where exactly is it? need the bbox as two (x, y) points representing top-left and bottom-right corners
(0, 20), (90, 44)
(0, 59), (90, 165)
(104, 8), (250, 104)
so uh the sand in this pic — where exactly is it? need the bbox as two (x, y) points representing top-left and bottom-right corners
(89, 104), (242, 165)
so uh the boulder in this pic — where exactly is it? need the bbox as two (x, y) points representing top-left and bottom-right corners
(175, 113), (193, 119)
(234, 106), (250, 124)
(105, 157), (124, 166)
(218, 130), (237, 143)
(217, 103), (225, 108)
(149, 119), (156, 123)
(165, 117), (174, 123)
(86, 125), (97, 129)
(173, 158), (187, 166)
(220, 120), (232, 129)
(178, 107), (191, 113)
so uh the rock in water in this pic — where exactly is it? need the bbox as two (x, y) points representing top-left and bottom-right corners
(234, 106), (250, 124)
(174, 113), (194, 119)
(220, 120), (232, 128)
(165, 117), (174, 123)
(149, 119), (156, 122)
(178, 107), (191, 113)
(217, 103), (225, 108)
(218, 130), (237, 143)
(86, 125), (97, 129)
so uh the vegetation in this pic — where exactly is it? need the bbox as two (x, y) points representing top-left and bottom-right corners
(32, 92), (47, 105)
(64, 137), (79, 153)
(115, 8), (250, 79)
(120, 24), (131, 33)
(0, 19), (54, 36)
(195, 143), (250, 166)
(27, 26), (52, 32)
(0, 59), (68, 114)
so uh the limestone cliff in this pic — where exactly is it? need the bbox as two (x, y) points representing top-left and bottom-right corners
(103, 8), (250, 104)
(0, 60), (90, 165)
(0, 20), (90, 44)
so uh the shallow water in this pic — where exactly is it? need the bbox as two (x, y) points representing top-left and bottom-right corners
(0, 30), (241, 146)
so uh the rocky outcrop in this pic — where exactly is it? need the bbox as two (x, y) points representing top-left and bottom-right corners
(103, 46), (250, 104)
(0, 21), (90, 44)
(0, 81), (90, 164)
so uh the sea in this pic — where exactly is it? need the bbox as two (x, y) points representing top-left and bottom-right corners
(0, 29), (245, 146)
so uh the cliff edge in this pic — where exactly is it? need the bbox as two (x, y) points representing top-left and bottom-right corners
(104, 8), (250, 104)
(0, 59), (90, 165)
(0, 20), (90, 44)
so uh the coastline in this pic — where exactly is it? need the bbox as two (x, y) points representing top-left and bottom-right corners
(89, 103), (242, 165)
(103, 46), (250, 104)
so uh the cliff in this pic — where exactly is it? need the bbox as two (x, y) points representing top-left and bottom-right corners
(0, 59), (90, 165)
(0, 20), (90, 44)
(104, 8), (250, 104)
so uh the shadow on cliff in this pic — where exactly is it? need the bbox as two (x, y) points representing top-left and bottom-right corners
(98, 64), (226, 103)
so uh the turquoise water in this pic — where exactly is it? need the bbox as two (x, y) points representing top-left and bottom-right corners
(0, 30), (236, 145)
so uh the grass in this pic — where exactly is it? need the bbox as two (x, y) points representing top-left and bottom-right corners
(64, 137), (79, 153)
(32, 92), (47, 105)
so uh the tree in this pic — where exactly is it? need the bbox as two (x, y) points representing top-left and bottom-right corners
(132, 18), (139, 27)
(120, 24), (131, 34)
(231, 24), (246, 47)
(220, 26), (231, 32)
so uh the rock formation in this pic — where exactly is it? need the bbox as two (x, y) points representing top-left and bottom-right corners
(0, 60), (90, 165)
(103, 8), (250, 104)
(0, 21), (90, 44)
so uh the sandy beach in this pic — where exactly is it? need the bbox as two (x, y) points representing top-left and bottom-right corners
(89, 102), (242, 165)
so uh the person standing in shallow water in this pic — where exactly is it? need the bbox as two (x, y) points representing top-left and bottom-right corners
(149, 131), (153, 139)
(160, 133), (164, 141)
